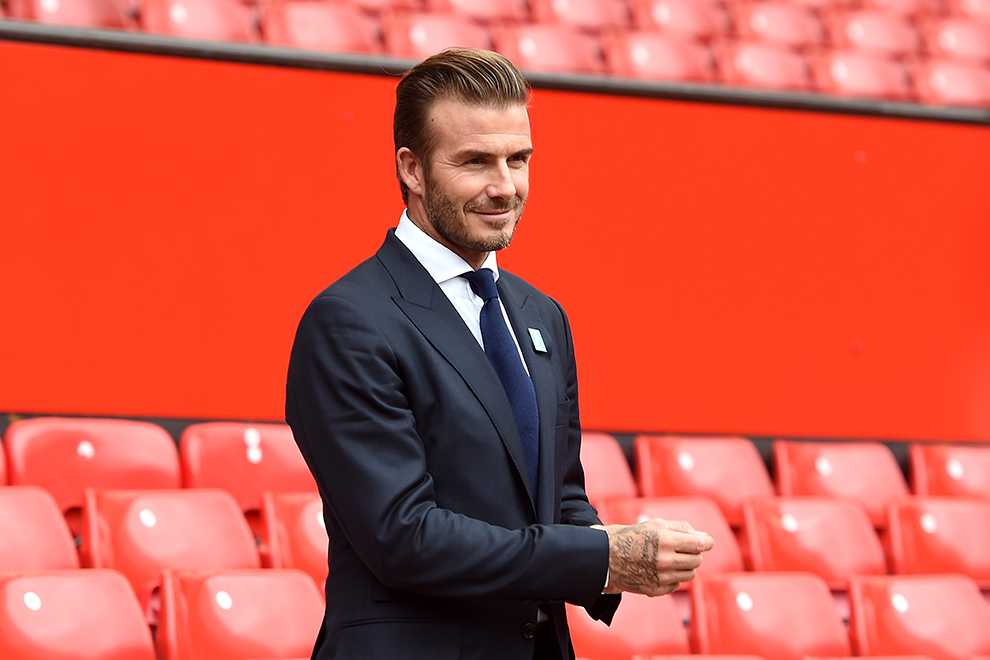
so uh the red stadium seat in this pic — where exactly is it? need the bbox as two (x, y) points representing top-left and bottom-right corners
(140, 0), (257, 42)
(945, 0), (990, 22)
(157, 569), (324, 660)
(0, 569), (156, 660)
(887, 497), (990, 586)
(690, 572), (851, 660)
(629, 0), (730, 41)
(530, 0), (630, 31)
(179, 422), (316, 535)
(381, 11), (491, 59)
(257, 491), (328, 589)
(773, 439), (908, 528)
(346, 0), (417, 13)
(811, 50), (913, 99)
(579, 432), (637, 511)
(743, 497), (886, 588)
(492, 23), (606, 74)
(0, 486), (79, 570)
(860, 0), (943, 17)
(913, 58), (990, 106)
(602, 30), (717, 81)
(4, 417), (181, 538)
(424, 0), (528, 23)
(566, 592), (690, 660)
(4, 0), (129, 26)
(849, 574), (990, 659)
(715, 41), (813, 90)
(260, 1), (382, 53)
(920, 17), (990, 65)
(909, 442), (990, 497)
(826, 10), (922, 59)
(731, 1), (826, 51)
(79, 488), (260, 622)
(635, 435), (774, 528)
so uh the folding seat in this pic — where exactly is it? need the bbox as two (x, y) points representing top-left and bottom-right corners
(690, 572), (851, 660)
(346, 0), (417, 13)
(4, 417), (181, 538)
(78, 488), (260, 621)
(717, 40), (815, 89)
(260, 0), (382, 53)
(3, 0), (130, 27)
(602, 30), (717, 82)
(491, 23), (606, 74)
(920, 17), (990, 63)
(566, 592), (690, 660)
(579, 432), (637, 512)
(887, 496), (990, 586)
(0, 569), (156, 660)
(381, 11), (491, 59)
(773, 439), (908, 529)
(848, 574), (990, 659)
(179, 422), (316, 535)
(731, 2), (827, 51)
(156, 568), (324, 660)
(909, 442), (990, 497)
(139, 0), (258, 42)
(635, 435), (774, 528)
(529, 0), (631, 32)
(945, 0), (990, 22)
(860, 0), (943, 17)
(257, 490), (328, 589)
(629, 0), (730, 42)
(0, 486), (79, 570)
(825, 10), (922, 59)
(913, 58), (990, 106)
(810, 49), (913, 99)
(424, 0), (528, 23)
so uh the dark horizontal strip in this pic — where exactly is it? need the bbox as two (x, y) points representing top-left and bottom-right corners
(2, 19), (989, 125)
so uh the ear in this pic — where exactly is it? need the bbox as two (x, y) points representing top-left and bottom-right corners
(396, 147), (425, 198)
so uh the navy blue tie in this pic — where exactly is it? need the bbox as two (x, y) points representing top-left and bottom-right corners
(462, 268), (540, 497)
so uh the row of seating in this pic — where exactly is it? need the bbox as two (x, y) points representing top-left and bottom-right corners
(2, 0), (989, 106)
(568, 572), (990, 660)
(582, 432), (990, 529)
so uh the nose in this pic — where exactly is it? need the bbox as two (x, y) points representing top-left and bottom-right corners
(486, 160), (516, 200)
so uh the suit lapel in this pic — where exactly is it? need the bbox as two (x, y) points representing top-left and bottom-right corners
(375, 231), (538, 513)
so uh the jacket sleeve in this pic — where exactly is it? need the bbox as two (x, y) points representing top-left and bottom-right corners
(285, 292), (611, 608)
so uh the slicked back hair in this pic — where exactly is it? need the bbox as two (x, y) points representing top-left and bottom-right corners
(394, 48), (531, 204)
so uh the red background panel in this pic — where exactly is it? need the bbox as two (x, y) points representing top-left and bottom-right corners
(2, 39), (989, 440)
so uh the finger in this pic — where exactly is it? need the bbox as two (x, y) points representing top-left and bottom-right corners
(663, 529), (715, 554)
(661, 551), (704, 572)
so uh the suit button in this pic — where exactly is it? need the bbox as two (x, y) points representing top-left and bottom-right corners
(522, 622), (537, 640)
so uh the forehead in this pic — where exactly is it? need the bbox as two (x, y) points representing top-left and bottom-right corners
(426, 99), (531, 154)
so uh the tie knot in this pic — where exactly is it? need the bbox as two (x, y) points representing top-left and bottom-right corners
(462, 268), (499, 302)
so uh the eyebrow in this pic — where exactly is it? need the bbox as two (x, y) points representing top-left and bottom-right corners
(457, 147), (534, 161)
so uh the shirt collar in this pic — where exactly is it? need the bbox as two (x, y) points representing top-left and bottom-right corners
(394, 210), (500, 285)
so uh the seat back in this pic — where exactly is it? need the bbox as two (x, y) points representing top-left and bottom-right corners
(887, 496), (990, 585)
(742, 497), (885, 588)
(0, 486), (79, 570)
(810, 50), (913, 100)
(912, 59), (990, 107)
(492, 23), (606, 74)
(715, 41), (813, 91)
(530, 0), (631, 31)
(0, 569), (155, 660)
(424, 0), (529, 23)
(4, 417), (181, 535)
(920, 17), (990, 65)
(3, 0), (129, 27)
(157, 569), (324, 660)
(909, 442), (990, 497)
(629, 0), (729, 41)
(601, 495), (744, 577)
(635, 435), (773, 527)
(731, 1), (825, 50)
(601, 30), (717, 82)
(180, 422), (316, 515)
(773, 439), (908, 528)
(140, 0), (258, 42)
(381, 11), (492, 59)
(826, 10), (921, 59)
(945, 0), (990, 22)
(690, 572), (850, 660)
(849, 574), (990, 659)
(260, 1), (382, 53)
(257, 491), (328, 588)
(579, 432), (637, 511)
(79, 488), (260, 616)
(567, 592), (689, 660)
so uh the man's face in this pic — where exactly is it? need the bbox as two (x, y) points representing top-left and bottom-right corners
(417, 99), (532, 266)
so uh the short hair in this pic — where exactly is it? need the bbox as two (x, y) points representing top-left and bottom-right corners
(394, 48), (531, 204)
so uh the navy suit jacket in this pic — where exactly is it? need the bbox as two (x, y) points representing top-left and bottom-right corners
(286, 229), (619, 660)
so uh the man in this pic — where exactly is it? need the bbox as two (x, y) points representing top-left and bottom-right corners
(286, 48), (713, 660)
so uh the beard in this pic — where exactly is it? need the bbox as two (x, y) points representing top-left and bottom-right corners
(422, 170), (526, 254)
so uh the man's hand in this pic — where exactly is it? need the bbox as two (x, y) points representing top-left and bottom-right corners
(592, 519), (714, 597)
